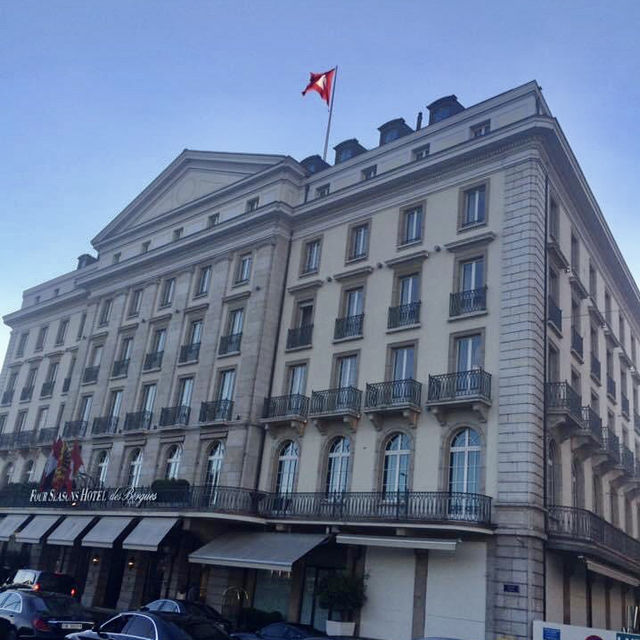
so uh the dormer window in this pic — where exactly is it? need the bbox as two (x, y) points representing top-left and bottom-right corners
(246, 197), (260, 212)
(378, 118), (413, 146)
(316, 184), (330, 198)
(334, 139), (366, 164)
(427, 95), (465, 125)
(470, 121), (491, 138)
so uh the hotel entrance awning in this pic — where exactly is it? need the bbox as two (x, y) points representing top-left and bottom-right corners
(189, 532), (327, 572)
(0, 515), (31, 541)
(122, 517), (179, 552)
(336, 534), (458, 552)
(47, 516), (96, 546)
(14, 515), (61, 544)
(81, 517), (134, 549)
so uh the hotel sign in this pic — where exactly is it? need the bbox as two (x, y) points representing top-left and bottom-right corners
(29, 487), (158, 506)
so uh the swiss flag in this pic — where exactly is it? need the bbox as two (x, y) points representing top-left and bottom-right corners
(302, 69), (336, 106)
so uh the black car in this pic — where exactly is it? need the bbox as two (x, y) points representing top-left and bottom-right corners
(2, 569), (80, 598)
(0, 589), (94, 639)
(66, 611), (232, 640)
(232, 622), (327, 640)
(142, 599), (233, 632)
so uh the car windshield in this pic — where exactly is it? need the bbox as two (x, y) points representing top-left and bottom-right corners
(36, 574), (76, 593)
(167, 617), (230, 640)
(32, 594), (87, 616)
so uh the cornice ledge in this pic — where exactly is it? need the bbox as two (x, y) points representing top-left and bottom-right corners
(183, 302), (210, 315)
(333, 266), (374, 282)
(148, 312), (173, 324)
(287, 279), (324, 294)
(385, 250), (430, 268)
(222, 290), (251, 304)
(445, 231), (497, 253)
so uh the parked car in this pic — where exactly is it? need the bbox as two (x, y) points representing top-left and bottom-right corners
(66, 611), (233, 640)
(2, 568), (80, 598)
(232, 622), (327, 640)
(0, 589), (94, 639)
(141, 599), (233, 632)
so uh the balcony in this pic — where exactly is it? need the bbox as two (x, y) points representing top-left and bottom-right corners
(449, 286), (487, 317)
(607, 375), (616, 399)
(601, 427), (620, 465)
(619, 444), (635, 475)
(179, 343), (201, 363)
(426, 370), (492, 424)
(310, 387), (362, 427)
(622, 393), (630, 418)
(37, 427), (58, 445)
(388, 302), (421, 329)
(123, 411), (153, 432)
(92, 416), (119, 436)
(40, 381), (55, 398)
(548, 296), (562, 333)
(571, 328), (583, 359)
(63, 420), (87, 438)
(364, 379), (422, 428)
(83, 366), (99, 384)
(545, 382), (582, 438)
(262, 395), (309, 432)
(62, 377), (71, 393)
(20, 386), (34, 402)
(112, 358), (130, 377)
(219, 334), (242, 356)
(143, 351), (163, 370)
(334, 315), (364, 340)
(1, 389), (14, 405)
(580, 406), (603, 446)
(159, 405), (190, 427)
(590, 354), (601, 382)
(286, 325), (313, 350)
(548, 505), (640, 574)
(14, 431), (35, 449)
(199, 400), (234, 423)
(0, 434), (13, 450)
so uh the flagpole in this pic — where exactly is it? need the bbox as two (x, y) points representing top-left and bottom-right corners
(322, 66), (338, 162)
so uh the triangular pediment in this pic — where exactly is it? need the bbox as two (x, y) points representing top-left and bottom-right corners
(92, 150), (286, 247)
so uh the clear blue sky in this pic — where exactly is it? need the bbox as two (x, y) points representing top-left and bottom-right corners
(1, 0), (639, 357)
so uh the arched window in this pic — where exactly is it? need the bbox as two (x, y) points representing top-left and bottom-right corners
(165, 444), (182, 480)
(22, 460), (34, 484)
(571, 459), (584, 508)
(383, 433), (410, 497)
(3, 463), (14, 487)
(326, 437), (350, 495)
(96, 450), (110, 486)
(547, 440), (560, 505)
(592, 474), (602, 516)
(204, 441), (225, 489)
(449, 428), (481, 494)
(127, 449), (143, 488)
(275, 441), (299, 495)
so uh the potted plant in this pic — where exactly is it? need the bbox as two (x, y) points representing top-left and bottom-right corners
(317, 571), (367, 637)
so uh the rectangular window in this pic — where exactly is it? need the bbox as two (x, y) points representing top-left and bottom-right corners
(77, 312), (87, 340)
(0, 415), (6, 433)
(619, 315), (625, 347)
(392, 346), (415, 381)
(141, 240), (151, 254)
(108, 389), (123, 418)
(141, 383), (157, 412)
(362, 166), (377, 181)
(413, 144), (430, 161)
(218, 369), (236, 401)
(26, 367), (38, 388)
(208, 213), (220, 228)
(571, 233), (580, 272)
(236, 254), (252, 284)
(605, 290), (612, 324)
(459, 257), (485, 292)
(246, 197), (260, 212)
(400, 206), (423, 245)
(160, 278), (176, 307)
(228, 309), (244, 335)
(348, 223), (369, 261)
(173, 227), (183, 241)
(36, 407), (49, 430)
(196, 265), (212, 296)
(288, 364), (307, 395)
(315, 184), (330, 198)
(456, 334), (482, 372)
(296, 301), (314, 328)
(35, 326), (48, 351)
(302, 239), (321, 274)
(345, 287), (364, 317)
(16, 332), (29, 358)
(336, 354), (358, 388)
(7, 371), (18, 391)
(91, 344), (103, 367)
(46, 361), (59, 383)
(461, 185), (486, 228)
(55, 403), (65, 428)
(548, 344), (560, 381)
(189, 320), (203, 345)
(589, 263), (597, 298)
(549, 198), (559, 240)
(177, 377), (194, 406)
(470, 121), (491, 138)
(79, 395), (92, 422)
(119, 337), (133, 361)
(128, 289), (143, 317)
(55, 319), (69, 346)
(399, 273), (420, 305)
(98, 299), (112, 326)
(152, 328), (167, 353)
(112, 252), (121, 264)
(15, 410), (27, 433)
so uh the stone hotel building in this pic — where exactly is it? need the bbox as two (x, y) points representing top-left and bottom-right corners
(1, 81), (639, 640)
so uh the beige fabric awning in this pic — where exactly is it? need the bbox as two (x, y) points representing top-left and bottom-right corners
(14, 515), (61, 544)
(0, 515), (32, 541)
(81, 517), (134, 549)
(47, 516), (96, 546)
(189, 532), (326, 572)
(122, 517), (178, 552)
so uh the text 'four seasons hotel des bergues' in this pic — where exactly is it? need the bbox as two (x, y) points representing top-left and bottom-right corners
(1, 80), (640, 640)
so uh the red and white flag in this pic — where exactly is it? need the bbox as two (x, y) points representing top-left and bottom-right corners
(302, 68), (336, 106)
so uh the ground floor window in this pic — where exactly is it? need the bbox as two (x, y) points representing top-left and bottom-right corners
(300, 567), (332, 631)
(253, 570), (291, 619)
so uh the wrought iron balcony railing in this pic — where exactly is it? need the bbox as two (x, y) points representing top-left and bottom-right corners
(545, 381), (582, 422)
(286, 325), (313, 349)
(571, 327), (583, 358)
(200, 400), (234, 423)
(179, 343), (201, 363)
(622, 393), (630, 417)
(63, 420), (87, 438)
(548, 296), (562, 331)
(62, 377), (71, 393)
(620, 444), (635, 475)
(428, 370), (492, 404)
(0, 434), (13, 449)
(388, 302), (421, 329)
(159, 405), (190, 427)
(37, 427), (58, 444)
(40, 381), (55, 398)
(143, 351), (164, 370)
(219, 333), (242, 355)
(20, 386), (34, 402)
(364, 379), (422, 410)
(92, 416), (119, 435)
(334, 315), (364, 340)
(112, 359), (130, 377)
(263, 394), (309, 419)
(14, 431), (35, 448)
(1, 389), (14, 405)
(123, 411), (153, 432)
(602, 427), (620, 463)
(581, 406), (603, 443)
(607, 375), (616, 398)
(591, 354), (601, 381)
(83, 366), (99, 384)
(449, 286), (487, 317)
(310, 387), (362, 416)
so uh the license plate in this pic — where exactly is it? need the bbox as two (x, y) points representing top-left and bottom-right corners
(61, 623), (83, 629)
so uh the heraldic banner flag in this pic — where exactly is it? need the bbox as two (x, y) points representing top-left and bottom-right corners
(39, 437), (84, 492)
